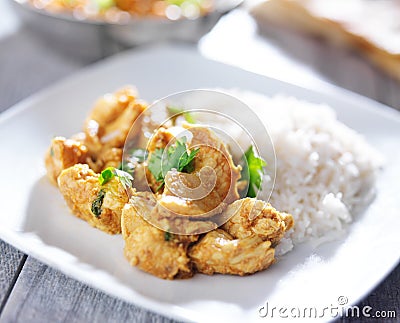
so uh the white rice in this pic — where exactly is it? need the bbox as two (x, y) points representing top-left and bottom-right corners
(227, 90), (384, 255)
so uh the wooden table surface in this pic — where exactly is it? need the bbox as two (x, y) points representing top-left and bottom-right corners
(0, 2), (399, 322)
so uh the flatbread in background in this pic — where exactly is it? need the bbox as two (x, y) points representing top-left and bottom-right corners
(252, 0), (400, 80)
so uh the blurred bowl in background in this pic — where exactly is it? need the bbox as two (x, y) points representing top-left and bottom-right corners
(11, 0), (242, 61)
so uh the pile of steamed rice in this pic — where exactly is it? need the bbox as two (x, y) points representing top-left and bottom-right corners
(228, 90), (383, 255)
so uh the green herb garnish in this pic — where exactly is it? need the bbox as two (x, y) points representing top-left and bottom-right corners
(167, 106), (196, 124)
(99, 167), (133, 190)
(91, 189), (106, 218)
(148, 138), (199, 188)
(92, 167), (132, 217)
(164, 231), (172, 241)
(50, 147), (54, 157)
(99, 167), (115, 185)
(242, 145), (267, 198)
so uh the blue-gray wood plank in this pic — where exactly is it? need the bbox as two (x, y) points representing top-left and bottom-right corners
(0, 242), (24, 310)
(0, 258), (179, 323)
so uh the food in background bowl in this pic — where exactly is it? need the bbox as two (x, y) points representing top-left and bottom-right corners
(12, 0), (242, 50)
(28, 0), (213, 22)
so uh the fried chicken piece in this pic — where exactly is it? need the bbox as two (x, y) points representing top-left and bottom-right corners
(159, 169), (227, 219)
(130, 191), (218, 235)
(146, 126), (173, 152)
(187, 198), (293, 276)
(145, 125), (241, 218)
(57, 164), (129, 234)
(100, 147), (123, 169)
(87, 147), (123, 173)
(189, 229), (275, 276)
(221, 198), (294, 245)
(131, 162), (149, 191)
(83, 86), (147, 155)
(186, 124), (242, 205)
(44, 137), (89, 185)
(121, 199), (198, 279)
(45, 87), (146, 185)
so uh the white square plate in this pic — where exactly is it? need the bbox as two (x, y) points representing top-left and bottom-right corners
(0, 45), (399, 322)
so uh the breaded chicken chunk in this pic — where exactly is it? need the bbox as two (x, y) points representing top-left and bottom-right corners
(57, 164), (129, 234)
(83, 87), (146, 155)
(189, 229), (275, 276)
(124, 195), (290, 278)
(159, 169), (227, 219)
(44, 137), (88, 185)
(87, 147), (123, 173)
(145, 125), (241, 217)
(45, 87), (147, 184)
(188, 199), (293, 276)
(122, 199), (198, 279)
(221, 198), (294, 245)
(129, 191), (218, 235)
(185, 124), (241, 205)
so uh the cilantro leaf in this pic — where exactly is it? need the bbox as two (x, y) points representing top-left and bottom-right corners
(181, 146), (199, 173)
(242, 145), (267, 198)
(167, 106), (196, 124)
(148, 138), (199, 187)
(99, 167), (133, 190)
(93, 168), (132, 217)
(148, 149), (164, 183)
(164, 231), (172, 241)
(99, 167), (115, 185)
(91, 189), (106, 218)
